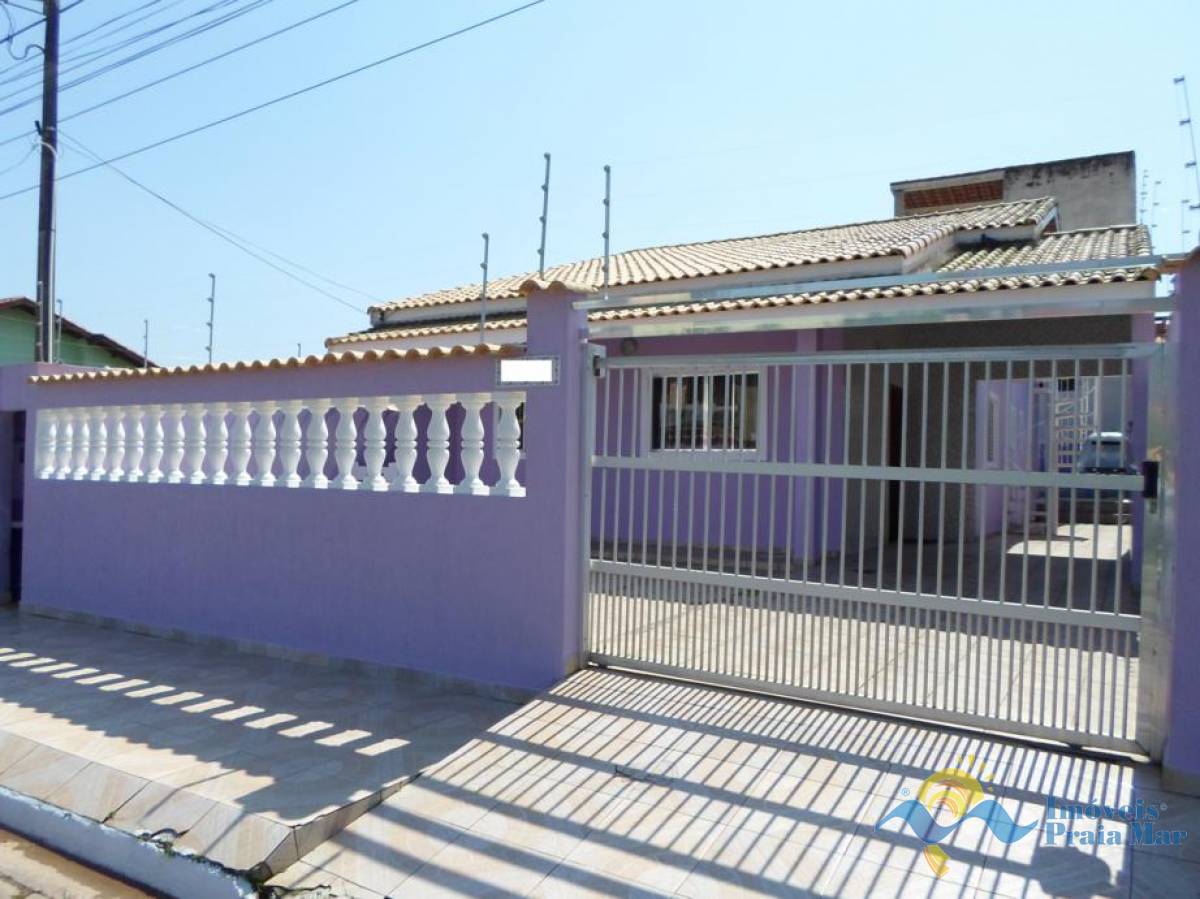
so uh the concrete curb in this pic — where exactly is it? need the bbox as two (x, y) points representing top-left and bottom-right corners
(0, 785), (255, 899)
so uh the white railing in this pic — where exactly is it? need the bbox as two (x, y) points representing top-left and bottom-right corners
(32, 392), (526, 497)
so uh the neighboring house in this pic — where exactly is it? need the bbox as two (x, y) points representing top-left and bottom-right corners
(0, 297), (146, 603)
(0, 297), (148, 368)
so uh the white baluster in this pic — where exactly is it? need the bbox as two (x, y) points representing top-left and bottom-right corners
(361, 397), (389, 492)
(184, 405), (207, 485)
(162, 405), (186, 484)
(278, 400), (303, 488)
(388, 396), (421, 493)
(333, 399), (359, 490)
(36, 410), (58, 479)
(124, 407), (144, 483)
(228, 403), (253, 486)
(88, 407), (108, 481)
(71, 408), (90, 480)
(423, 396), (452, 494)
(54, 409), (74, 479)
(143, 406), (165, 483)
(206, 403), (229, 485)
(302, 400), (331, 489)
(105, 407), (126, 482)
(493, 394), (524, 497)
(252, 404), (278, 487)
(456, 395), (488, 495)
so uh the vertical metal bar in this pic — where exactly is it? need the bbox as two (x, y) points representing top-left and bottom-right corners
(957, 361), (969, 603)
(785, 364), (800, 582)
(876, 362), (890, 592)
(897, 362), (910, 595)
(916, 362), (929, 596)
(838, 362), (850, 587)
(597, 369), (612, 563)
(1066, 357), (1081, 609)
(859, 363), (870, 588)
(613, 370), (626, 563)
(1043, 358), (1057, 608)
(579, 346), (600, 662)
(1090, 366), (1103, 613)
(1021, 362), (1034, 606)
(937, 360), (949, 600)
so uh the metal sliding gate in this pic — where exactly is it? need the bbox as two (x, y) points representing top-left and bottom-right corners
(583, 343), (1161, 753)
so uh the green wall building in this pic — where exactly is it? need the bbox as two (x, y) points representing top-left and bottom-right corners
(0, 297), (147, 368)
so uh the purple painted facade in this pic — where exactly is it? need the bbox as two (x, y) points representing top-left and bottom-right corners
(11, 298), (586, 693)
(1163, 253), (1200, 791)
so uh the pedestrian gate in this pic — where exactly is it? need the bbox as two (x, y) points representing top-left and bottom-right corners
(583, 343), (1162, 753)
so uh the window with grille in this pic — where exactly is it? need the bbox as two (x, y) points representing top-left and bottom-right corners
(645, 370), (761, 453)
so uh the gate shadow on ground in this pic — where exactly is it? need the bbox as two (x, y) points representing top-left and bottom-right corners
(272, 667), (1164, 897)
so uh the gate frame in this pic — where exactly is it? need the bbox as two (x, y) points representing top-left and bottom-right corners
(580, 334), (1170, 758)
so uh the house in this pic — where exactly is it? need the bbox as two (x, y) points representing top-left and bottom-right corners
(15, 151), (1172, 767)
(327, 151), (1156, 560)
(0, 297), (148, 368)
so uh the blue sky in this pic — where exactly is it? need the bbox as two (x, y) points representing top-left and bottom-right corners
(0, 0), (1196, 365)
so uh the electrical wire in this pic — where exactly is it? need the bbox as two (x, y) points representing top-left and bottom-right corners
(0, 0), (361, 148)
(59, 129), (370, 313)
(0, 0), (273, 110)
(0, 132), (34, 173)
(0, 0), (547, 202)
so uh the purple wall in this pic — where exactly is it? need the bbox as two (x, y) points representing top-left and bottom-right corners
(1164, 254), (1200, 791)
(12, 300), (586, 694)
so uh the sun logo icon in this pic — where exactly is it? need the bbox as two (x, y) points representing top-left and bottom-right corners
(876, 755), (1037, 878)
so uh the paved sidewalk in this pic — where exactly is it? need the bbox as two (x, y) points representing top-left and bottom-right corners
(271, 667), (1200, 898)
(0, 608), (519, 882)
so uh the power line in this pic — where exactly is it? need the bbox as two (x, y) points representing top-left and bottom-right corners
(0, 0), (547, 202)
(59, 129), (369, 313)
(0, 0), (81, 46)
(0, 0), (274, 110)
(0, 0), (363, 149)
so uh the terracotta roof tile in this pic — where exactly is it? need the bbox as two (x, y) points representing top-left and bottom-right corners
(370, 197), (1057, 315)
(332, 223), (1154, 345)
(29, 342), (517, 385)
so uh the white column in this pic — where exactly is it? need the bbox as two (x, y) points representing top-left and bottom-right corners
(184, 405), (207, 485)
(206, 403), (229, 485)
(71, 408), (90, 480)
(332, 399), (359, 490)
(105, 407), (126, 482)
(88, 407), (109, 481)
(35, 410), (58, 479)
(54, 409), (74, 479)
(278, 400), (303, 488)
(252, 404), (278, 487)
(493, 394), (524, 497)
(456, 395), (488, 495)
(423, 396), (453, 494)
(388, 396), (421, 493)
(302, 400), (331, 489)
(124, 407), (145, 483)
(143, 406), (165, 483)
(229, 403), (253, 486)
(162, 405), (186, 484)
(361, 397), (389, 491)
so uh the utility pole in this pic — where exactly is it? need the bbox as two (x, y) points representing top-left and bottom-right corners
(34, 0), (59, 364)
(204, 273), (216, 364)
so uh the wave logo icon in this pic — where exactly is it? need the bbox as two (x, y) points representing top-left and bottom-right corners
(875, 755), (1038, 878)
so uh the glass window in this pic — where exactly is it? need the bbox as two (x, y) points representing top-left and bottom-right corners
(649, 372), (759, 452)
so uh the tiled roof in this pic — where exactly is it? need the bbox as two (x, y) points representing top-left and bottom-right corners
(938, 225), (1151, 271)
(371, 197), (1057, 315)
(587, 267), (1153, 324)
(333, 315), (527, 346)
(591, 226), (1156, 322)
(332, 224), (1155, 343)
(29, 342), (518, 385)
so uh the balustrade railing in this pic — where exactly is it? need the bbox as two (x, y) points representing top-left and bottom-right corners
(33, 392), (527, 497)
